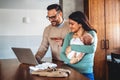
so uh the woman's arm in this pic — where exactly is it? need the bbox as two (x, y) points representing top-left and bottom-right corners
(71, 31), (98, 53)
(60, 33), (72, 63)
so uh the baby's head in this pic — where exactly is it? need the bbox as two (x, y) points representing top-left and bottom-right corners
(82, 33), (94, 45)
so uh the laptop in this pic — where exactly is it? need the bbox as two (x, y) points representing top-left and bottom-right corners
(11, 47), (39, 65)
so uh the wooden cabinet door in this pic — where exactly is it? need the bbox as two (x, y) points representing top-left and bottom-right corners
(105, 0), (120, 54)
(105, 1), (120, 79)
(85, 0), (120, 80)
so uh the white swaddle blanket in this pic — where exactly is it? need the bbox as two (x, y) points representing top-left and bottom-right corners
(29, 62), (57, 71)
(67, 38), (85, 59)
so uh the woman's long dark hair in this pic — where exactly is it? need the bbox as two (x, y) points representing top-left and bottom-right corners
(69, 11), (97, 32)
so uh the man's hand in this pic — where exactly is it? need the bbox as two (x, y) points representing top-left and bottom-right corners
(35, 54), (42, 64)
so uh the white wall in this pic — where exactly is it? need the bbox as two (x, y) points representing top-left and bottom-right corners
(0, 0), (59, 59)
(0, 9), (49, 36)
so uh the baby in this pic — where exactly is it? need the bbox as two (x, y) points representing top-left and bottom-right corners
(65, 32), (94, 64)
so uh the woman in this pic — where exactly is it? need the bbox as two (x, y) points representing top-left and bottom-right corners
(60, 11), (98, 80)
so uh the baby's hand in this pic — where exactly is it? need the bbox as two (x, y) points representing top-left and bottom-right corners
(70, 58), (79, 64)
(65, 46), (71, 55)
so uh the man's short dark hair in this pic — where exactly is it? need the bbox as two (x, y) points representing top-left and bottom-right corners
(47, 4), (62, 12)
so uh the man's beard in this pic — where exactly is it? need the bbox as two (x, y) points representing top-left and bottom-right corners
(51, 21), (59, 26)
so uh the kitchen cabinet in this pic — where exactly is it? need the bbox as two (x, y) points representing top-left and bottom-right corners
(84, 0), (120, 80)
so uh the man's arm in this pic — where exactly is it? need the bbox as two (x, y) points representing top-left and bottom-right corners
(35, 51), (47, 63)
(35, 27), (50, 63)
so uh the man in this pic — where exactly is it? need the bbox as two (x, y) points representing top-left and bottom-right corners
(35, 4), (70, 63)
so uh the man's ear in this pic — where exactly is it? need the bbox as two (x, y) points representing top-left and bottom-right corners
(59, 12), (63, 16)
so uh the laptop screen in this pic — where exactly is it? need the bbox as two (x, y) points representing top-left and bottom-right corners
(12, 47), (38, 65)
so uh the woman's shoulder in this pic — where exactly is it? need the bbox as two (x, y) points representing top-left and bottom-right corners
(67, 32), (73, 36)
(65, 32), (73, 39)
(88, 30), (96, 34)
(87, 30), (97, 38)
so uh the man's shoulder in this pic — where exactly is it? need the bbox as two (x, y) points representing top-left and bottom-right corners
(43, 25), (52, 32)
(63, 20), (69, 25)
(61, 20), (70, 29)
(45, 24), (53, 29)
